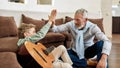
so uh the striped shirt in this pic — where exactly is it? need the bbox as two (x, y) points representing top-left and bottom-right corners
(17, 23), (51, 47)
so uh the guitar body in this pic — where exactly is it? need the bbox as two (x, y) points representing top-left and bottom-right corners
(24, 41), (55, 68)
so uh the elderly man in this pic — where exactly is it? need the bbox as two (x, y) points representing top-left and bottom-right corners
(51, 8), (111, 68)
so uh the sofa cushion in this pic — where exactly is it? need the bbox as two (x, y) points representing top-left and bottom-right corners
(64, 16), (73, 23)
(38, 32), (65, 44)
(55, 18), (64, 25)
(0, 52), (22, 68)
(42, 18), (64, 25)
(0, 16), (18, 38)
(88, 18), (104, 33)
(65, 16), (104, 33)
(42, 18), (64, 32)
(0, 37), (18, 52)
(61, 32), (71, 41)
(22, 14), (46, 32)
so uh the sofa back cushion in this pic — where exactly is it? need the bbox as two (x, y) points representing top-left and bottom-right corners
(65, 16), (104, 33)
(22, 14), (46, 32)
(0, 37), (18, 52)
(88, 18), (104, 33)
(42, 18), (64, 25)
(64, 16), (73, 23)
(55, 18), (64, 25)
(41, 18), (64, 32)
(0, 16), (18, 38)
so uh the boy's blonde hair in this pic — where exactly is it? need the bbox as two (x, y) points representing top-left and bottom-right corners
(18, 23), (36, 38)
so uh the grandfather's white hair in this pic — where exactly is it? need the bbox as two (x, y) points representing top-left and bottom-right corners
(75, 8), (88, 18)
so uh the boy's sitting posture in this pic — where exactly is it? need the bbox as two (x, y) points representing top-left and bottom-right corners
(17, 10), (73, 68)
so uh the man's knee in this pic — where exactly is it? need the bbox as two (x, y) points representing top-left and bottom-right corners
(96, 40), (104, 49)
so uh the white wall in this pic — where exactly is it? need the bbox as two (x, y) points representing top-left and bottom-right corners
(0, 0), (112, 38)
(0, 0), (102, 25)
(101, 0), (112, 38)
(0, 0), (101, 13)
(0, 0), (101, 17)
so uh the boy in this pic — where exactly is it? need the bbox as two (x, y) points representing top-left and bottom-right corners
(17, 10), (73, 68)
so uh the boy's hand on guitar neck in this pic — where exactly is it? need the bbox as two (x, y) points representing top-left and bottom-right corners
(43, 46), (55, 62)
(43, 46), (55, 55)
(48, 9), (57, 25)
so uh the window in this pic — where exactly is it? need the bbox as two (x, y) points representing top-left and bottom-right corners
(37, 0), (53, 5)
(8, 0), (24, 3)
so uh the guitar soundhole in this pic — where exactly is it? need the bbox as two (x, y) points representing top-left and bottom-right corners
(33, 48), (47, 63)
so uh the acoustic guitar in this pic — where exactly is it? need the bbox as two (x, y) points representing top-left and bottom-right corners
(24, 41), (55, 68)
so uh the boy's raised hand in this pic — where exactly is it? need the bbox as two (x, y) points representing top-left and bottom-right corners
(48, 9), (57, 24)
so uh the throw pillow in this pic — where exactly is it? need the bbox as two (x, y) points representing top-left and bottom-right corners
(41, 18), (64, 25)
(64, 16), (73, 23)
(42, 18), (64, 32)
(88, 18), (104, 33)
(21, 14), (46, 32)
(0, 16), (18, 38)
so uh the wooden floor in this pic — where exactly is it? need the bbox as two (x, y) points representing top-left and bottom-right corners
(108, 34), (120, 68)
